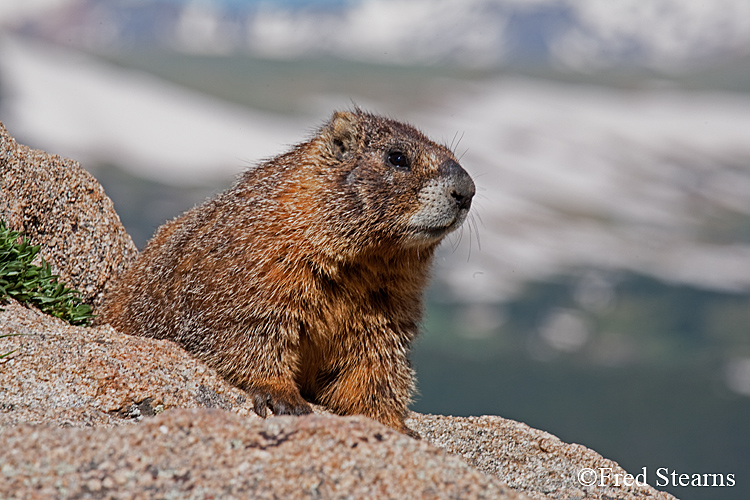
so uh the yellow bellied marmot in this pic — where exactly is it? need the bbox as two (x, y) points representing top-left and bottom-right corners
(99, 109), (475, 437)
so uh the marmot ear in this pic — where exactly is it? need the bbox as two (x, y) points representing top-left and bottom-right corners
(327, 111), (359, 161)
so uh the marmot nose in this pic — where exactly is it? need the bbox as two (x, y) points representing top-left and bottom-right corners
(440, 160), (476, 211)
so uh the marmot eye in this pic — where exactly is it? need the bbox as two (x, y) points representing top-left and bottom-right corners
(387, 151), (410, 170)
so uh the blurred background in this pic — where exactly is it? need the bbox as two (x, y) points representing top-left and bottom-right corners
(1, 1), (749, 498)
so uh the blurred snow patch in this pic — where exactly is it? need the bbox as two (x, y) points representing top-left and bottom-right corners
(539, 308), (590, 352)
(725, 357), (750, 397)
(0, 0), (72, 25)
(0, 35), (309, 185)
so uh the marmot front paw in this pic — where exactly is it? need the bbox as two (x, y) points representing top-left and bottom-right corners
(249, 384), (313, 417)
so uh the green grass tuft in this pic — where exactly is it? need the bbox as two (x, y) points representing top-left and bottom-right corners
(0, 219), (94, 326)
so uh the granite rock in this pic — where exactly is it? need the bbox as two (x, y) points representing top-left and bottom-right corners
(0, 120), (137, 309)
(0, 302), (526, 500)
(1, 301), (677, 499)
(409, 413), (676, 500)
(0, 301), (256, 427)
(0, 408), (525, 500)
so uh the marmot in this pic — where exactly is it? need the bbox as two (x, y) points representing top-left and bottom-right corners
(99, 109), (475, 437)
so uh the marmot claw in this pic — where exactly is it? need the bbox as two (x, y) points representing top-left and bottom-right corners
(251, 389), (312, 418)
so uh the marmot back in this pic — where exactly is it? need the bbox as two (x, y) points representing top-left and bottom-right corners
(99, 109), (475, 437)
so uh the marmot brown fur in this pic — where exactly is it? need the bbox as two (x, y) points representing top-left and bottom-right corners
(99, 109), (475, 437)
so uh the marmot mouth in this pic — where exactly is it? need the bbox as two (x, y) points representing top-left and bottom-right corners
(408, 214), (465, 241)
(416, 226), (451, 238)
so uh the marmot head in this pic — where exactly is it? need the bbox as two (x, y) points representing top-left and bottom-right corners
(313, 109), (475, 253)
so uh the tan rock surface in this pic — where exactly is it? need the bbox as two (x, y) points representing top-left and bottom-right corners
(1, 301), (677, 499)
(0, 120), (137, 308)
(0, 301), (256, 427)
(409, 413), (676, 500)
(1, 302), (525, 499)
(0, 408), (525, 500)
